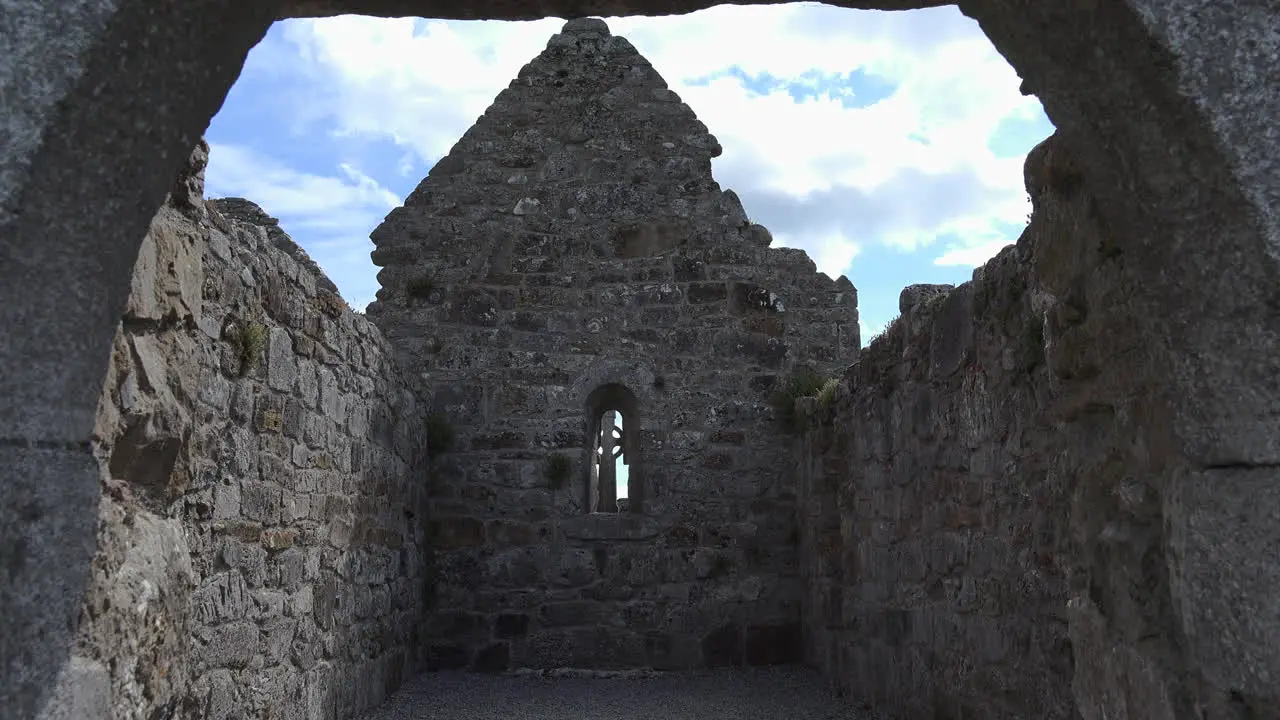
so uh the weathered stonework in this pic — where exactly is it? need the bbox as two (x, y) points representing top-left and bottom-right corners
(365, 18), (858, 672)
(798, 250), (1074, 718)
(3, 0), (1280, 716)
(49, 145), (431, 720)
(797, 131), (1280, 719)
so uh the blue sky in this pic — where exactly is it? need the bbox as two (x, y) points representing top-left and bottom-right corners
(204, 3), (1054, 346)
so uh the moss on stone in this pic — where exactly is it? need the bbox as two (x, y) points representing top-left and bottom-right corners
(228, 318), (268, 377)
(769, 367), (828, 434)
(544, 452), (573, 489)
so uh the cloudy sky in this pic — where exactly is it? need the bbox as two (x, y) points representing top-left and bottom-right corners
(204, 2), (1053, 345)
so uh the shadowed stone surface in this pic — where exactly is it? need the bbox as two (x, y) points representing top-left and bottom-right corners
(355, 667), (881, 720)
(366, 19), (857, 673)
(797, 131), (1280, 719)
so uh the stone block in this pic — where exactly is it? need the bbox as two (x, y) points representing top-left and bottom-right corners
(434, 517), (484, 550)
(190, 572), (250, 624)
(263, 618), (297, 666)
(927, 283), (974, 380)
(1169, 467), (1280, 696)
(262, 528), (298, 551)
(702, 624), (743, 667)
(267, 327), (297, 392)
(685, 281), (728, 304)
(484, 548), (545, 589)
(468, 430), (528, 451)
(539, 601), (600, 627)
(213, 482), (242, 520)
(0, 444), (99, 718)
(495, 613), (530, 638)
(291, 585), (315, 617)
(425, 644), (469, 671)
(252, 589), (287, 621)
(240, 482), (282, 525)
(199, 374), (233, 413)
(33, 657), (109, 720)
(664, 525), (699, 547)
(898, 283), (954, 314)
(745, 623), (803, 666)
(473, 642), (511, 673)
(425, 610), (488, 639)
(561, 513), (663, 541)
(555, 548), (599, 587)
(202, 669), (238, 720)
(485, 519), (538, 546)
(200, 621), (259, 669)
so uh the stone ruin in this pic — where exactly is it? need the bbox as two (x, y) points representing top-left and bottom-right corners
(4, 4), (1280, 720)
(66, 154), (430, 718)
(365, 17), (857, 671)
(35, 20), (857, 719)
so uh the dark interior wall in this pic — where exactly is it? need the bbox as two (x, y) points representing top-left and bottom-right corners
(797, 193), (1077, 718)
(389, 242), (853, 672)
(797, 131), (1280, 720)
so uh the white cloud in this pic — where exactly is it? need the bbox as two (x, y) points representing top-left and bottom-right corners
(277, 16), (564, 161)
(206, 5), (1054, 315)
(255, 4), (1047, 279)
(933, 238), (1016, 268)
(204, 142), (402, 309)
(205, 142), (400, 221)
(775, 231), (861, 281)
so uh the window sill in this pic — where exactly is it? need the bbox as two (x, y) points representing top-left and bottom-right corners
(562, 512), (663, 541)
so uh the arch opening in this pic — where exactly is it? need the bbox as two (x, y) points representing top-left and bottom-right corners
(584, 382), (643, 514)
(3, 2), (1279, 720)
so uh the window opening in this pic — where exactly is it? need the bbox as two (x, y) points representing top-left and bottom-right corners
(595, 411), (629, 511)
(585, 383), (641, 514)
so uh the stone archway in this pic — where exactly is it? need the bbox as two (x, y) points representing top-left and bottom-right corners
(2, 1), (1277, 718)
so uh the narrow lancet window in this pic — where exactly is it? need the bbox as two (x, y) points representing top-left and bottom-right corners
(594, 411), (629, 512)
(585, 384), (641, 514)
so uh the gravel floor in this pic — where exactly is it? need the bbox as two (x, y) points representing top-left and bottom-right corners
(357, 666), (882, 720)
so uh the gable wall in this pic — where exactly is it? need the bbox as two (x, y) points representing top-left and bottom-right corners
(365, 19), (861, 671)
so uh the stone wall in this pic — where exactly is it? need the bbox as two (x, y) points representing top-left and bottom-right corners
(42, 143), (430, 720)
(365, 18), (859, 672)
(7, 0), (1280, 715)
(796, 246), (1075, 719)
(796, 131), (1280, 720)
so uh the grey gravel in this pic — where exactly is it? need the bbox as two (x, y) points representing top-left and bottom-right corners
(357, 667), (884, 720)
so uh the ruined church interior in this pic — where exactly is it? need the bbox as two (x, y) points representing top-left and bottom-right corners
(2, 2), (1279, 720)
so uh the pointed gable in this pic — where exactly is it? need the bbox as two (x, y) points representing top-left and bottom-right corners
(361, 20), (861, 671)
(366, 16), (858, 368)
(368, 17), (754, 286)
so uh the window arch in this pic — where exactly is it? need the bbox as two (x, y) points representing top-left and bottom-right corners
(584, 383), (643, 514)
